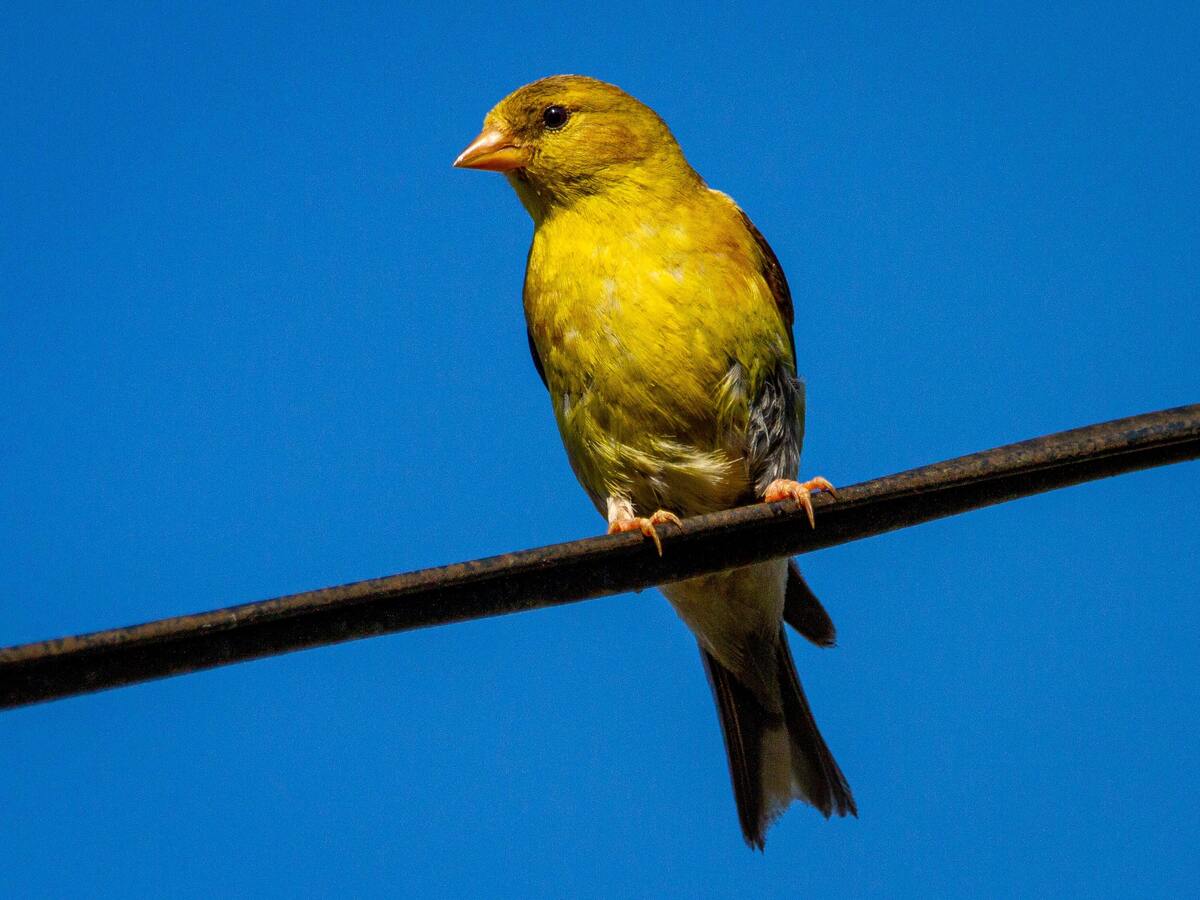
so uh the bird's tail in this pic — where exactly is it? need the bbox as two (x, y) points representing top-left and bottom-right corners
(700, 627), (856, 849)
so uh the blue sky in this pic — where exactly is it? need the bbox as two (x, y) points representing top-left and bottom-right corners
(2, 2), (1198, 896)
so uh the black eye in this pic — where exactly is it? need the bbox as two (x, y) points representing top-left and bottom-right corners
(542, 105), (570, 130)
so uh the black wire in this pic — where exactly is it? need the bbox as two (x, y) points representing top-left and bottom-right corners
(2, 403), (1198, 710)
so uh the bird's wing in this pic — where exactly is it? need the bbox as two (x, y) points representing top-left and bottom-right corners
(784, 559), (836, 647)
(736, 208), (796, 367)
(722, 206), (805, 495)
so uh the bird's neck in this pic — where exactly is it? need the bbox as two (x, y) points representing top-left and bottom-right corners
(507, 158), (704, 228)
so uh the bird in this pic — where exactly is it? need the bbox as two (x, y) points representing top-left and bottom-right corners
(454, 74), (855, 849)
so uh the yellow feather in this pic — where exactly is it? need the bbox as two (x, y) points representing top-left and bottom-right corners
(523, 180), (792, 515)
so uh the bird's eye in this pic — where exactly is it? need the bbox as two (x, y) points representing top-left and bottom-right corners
(542, 105), (570, 130)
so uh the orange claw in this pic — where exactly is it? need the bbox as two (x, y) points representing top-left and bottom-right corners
(763, 477), (839, 528)
(608, 509), (682, 556)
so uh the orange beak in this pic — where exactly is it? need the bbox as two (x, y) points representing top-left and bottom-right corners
(453, 126), (529, 172)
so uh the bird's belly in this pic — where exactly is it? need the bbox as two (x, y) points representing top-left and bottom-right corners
(550, 358), (752, 517)
(526, 229), (768, 517)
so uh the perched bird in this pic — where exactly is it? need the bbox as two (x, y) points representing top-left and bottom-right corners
(455, 75), (855, 848)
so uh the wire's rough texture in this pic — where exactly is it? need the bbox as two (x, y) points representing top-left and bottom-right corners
(2, 404), (1198, 710)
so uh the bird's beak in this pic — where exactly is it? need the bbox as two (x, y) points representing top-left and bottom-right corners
(453, 126), (529, 172)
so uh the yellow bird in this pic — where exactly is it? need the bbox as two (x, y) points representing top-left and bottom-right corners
(455, 75), (854, 848)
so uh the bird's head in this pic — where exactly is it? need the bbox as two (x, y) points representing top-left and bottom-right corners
(454, 75), (699, 220)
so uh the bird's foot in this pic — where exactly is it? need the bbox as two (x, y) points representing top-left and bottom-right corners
(607, 509), (682, 556)
(763, 477), (839, 528)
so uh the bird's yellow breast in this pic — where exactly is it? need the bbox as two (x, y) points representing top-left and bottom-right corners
(523, 188), (793, 514)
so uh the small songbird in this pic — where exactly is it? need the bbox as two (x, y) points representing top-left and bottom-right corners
(455, 75), (855, 848)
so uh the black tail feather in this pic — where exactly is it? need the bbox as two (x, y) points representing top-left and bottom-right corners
(700, 628), (855, 849)
(775, 628), (857, 819)
(700, 646), (776, 849)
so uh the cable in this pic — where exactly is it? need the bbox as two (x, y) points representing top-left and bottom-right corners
(2, 403), (1197, 710)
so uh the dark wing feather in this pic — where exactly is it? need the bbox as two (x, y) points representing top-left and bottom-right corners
(527, 326), (547, 388)
(737, 216), (838, 648)
(784, 560), (837, 648)
(737, 209), (796, 365)
(739, 207), (805, 495)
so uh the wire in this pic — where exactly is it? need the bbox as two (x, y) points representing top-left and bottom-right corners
(2, 403), (1198, 710)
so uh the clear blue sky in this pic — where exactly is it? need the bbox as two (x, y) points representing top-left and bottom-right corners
(2, 2), (1198, 896)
